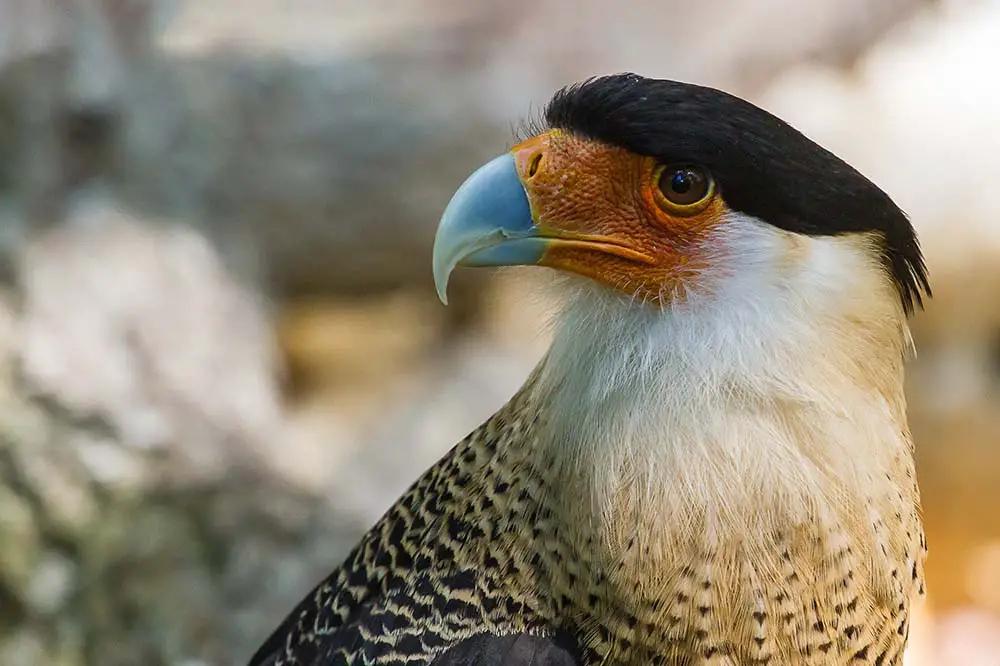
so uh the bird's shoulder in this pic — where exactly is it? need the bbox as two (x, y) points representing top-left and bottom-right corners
(299, 585), (582, 666)
(247, 394), (545, 666)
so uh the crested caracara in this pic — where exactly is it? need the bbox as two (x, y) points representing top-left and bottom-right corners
(249, 73), (931, 666)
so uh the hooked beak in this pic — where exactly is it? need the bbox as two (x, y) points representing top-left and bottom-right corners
(432, 132), (658, 305)
(431, 153), (544, 304)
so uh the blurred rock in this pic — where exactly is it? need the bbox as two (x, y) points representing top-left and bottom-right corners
(0, 1), (965, 665)
(0, 354), (368, 665)
(17, 194), (283, 477)
(110, 47), (500, 320)
(0, 197), (368, 665)
(0, 0), (164, 279)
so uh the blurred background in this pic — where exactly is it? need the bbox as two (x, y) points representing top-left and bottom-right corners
(0, 0), (998, 664)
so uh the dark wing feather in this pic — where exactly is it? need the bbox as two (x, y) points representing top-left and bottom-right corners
(247, 564), (582, 666)
(249, 587), (582, 666)
(429, 633), (582, 666)
(246, 580), (323, 666)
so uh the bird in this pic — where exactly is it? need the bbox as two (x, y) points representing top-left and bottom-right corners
(248, 73), (931, 666)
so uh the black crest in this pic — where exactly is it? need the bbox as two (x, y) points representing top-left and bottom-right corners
(544, 73), (930, 314)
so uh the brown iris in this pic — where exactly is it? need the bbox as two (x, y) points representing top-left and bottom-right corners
(655, 164), (714, 214)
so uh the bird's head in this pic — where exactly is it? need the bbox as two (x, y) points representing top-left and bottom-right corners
(434, 75), (932, 525)
(434, 74), (930, 415)
(434, 73), (928, 313)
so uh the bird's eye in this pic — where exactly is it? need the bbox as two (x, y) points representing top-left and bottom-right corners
(654, 164), (714, 213)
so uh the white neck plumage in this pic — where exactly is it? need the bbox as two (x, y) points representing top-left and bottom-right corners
(532, 215), (916, 567)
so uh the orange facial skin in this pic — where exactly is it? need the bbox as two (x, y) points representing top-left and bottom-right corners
(510, 131), (730, 304)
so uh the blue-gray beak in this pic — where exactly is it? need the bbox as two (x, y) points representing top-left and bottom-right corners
(432, 154), (546, 304)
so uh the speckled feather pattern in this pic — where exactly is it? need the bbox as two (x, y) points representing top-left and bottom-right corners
(253, 75), (933, 666)
(254, 207), (929, 666)
(265, 363), (925, 666)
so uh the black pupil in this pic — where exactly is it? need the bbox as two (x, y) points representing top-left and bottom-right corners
(659, 165), (709, 206)
(671, 170), (692, 194)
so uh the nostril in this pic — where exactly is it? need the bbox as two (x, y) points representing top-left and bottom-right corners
(527, 152), (542, 178)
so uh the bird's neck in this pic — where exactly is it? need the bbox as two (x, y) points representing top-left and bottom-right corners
(521, 268), (922, 630)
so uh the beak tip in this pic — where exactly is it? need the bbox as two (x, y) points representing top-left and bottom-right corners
(432, 234), (458, 306)
(430, 152), (536, 307)
(433, 271), (451, 306)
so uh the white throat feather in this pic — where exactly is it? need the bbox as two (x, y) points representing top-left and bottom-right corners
(532, 213), (916, 574)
